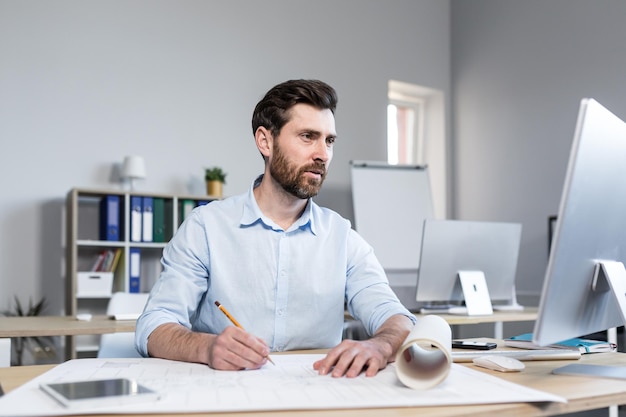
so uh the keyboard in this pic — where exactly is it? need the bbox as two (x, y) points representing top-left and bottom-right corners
(419, 306), (468, 315)
(452, 349), (581, 362)
(110, 313), (141, 321)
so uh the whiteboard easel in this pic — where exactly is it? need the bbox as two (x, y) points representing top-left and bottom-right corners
(350, 161), (435, 270)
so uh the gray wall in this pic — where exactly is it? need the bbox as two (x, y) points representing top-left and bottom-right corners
(451, 0), (626, 305)
(4, 0), (625, 322)
(0, 1), (450, 314)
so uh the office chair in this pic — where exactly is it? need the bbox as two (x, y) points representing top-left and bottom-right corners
(97, 292), (149, 358)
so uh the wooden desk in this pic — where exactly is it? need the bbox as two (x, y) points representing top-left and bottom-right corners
(2, 350), (626, 416)
(2, 310), (539, 364)
(0, 316), (135, 338)
(416, 308), (538, 339)
(345, 308), (539, 340)
(415, 307), (538, 326)
(0, 316), (136, 361)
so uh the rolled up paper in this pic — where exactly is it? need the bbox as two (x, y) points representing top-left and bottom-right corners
(395, 314), (452, 390)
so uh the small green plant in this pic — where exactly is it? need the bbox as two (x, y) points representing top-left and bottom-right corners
(205, 167), (227, 184)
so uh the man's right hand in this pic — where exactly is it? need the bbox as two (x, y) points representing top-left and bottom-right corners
(207, 326), (270, 370)
(146, 323), (270, 370)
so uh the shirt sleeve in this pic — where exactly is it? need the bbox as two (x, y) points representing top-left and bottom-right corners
(344, 229), (417, 336)
(135, 210), (210, 357)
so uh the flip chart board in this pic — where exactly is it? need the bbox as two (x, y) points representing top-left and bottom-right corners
(350, 161), (434, 270)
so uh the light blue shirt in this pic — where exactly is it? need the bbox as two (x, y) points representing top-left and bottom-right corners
(136, 178), (415, 356)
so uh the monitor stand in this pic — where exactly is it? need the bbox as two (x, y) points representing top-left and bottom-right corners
(554, 260), (626, 379)
(493, 285), (525, 312)
(553, 363), (626, 380)
(592, 260), (626, 321)
(456, 271), (493, 316)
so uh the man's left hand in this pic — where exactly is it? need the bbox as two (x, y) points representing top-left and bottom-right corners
(312, 338), (391, 378)
(312, 314), (413, 378)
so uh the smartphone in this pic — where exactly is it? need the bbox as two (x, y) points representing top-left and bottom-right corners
(452, 340), (497, 350)
(40, 378), (159, 409)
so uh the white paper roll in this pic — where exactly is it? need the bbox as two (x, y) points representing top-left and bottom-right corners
(395, 314), (452, 390)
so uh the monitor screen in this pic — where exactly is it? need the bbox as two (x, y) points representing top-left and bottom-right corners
(534, 98), (626, 347)
(415, 219), (522, 306)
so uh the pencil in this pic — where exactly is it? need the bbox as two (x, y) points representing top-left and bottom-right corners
(214, 300), (275, 365)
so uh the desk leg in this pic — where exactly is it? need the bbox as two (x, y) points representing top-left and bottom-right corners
(608, 328), (619, 417)
(494, 322), (503, 340)
(64, 335), (77, 361)
(608, 327), (618, 346)
(0, 338), (10, 367)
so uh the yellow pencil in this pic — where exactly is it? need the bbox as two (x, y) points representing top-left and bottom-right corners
(214, 300), (275, 365)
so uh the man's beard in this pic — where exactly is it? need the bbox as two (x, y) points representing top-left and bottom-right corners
(269, 143), (327, 199)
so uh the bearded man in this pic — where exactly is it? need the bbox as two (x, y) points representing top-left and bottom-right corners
(136, 79), (415, 378)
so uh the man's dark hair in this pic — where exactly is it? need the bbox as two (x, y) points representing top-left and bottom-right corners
(251, 79), (338, 138)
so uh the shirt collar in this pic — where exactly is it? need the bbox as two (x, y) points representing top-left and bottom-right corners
(240, 175), (316, 234)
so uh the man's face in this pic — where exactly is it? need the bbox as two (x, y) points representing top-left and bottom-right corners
(269, 104), (337, 199)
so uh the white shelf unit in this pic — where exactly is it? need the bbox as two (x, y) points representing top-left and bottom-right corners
(65, 187), (218, 359)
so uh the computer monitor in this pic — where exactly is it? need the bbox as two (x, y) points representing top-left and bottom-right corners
(533, 99), (626, 360)
(415, 219), (522, 311)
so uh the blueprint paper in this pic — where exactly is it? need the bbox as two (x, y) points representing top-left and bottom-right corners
(0, 355), (564, 416)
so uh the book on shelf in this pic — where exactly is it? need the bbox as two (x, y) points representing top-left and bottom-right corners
(108, 248), (122, 272)
(90, 251), (106, 272)
(90, 249), (123, 273)
(504, 332), (617, 354)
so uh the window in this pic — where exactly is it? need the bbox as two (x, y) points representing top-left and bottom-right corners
(388, 80), (447, 218)
(387, 97), (425, 165)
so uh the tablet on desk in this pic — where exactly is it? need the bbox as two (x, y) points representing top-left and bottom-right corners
(40, 378), (159, 409)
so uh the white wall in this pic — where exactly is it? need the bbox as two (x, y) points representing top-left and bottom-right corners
(451, 0), (626, 302)
(0, 0), (450, 314)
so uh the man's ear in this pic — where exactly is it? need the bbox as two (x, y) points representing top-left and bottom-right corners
(255, 127), (272, 158)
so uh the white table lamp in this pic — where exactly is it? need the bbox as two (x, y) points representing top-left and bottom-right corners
(122, 156), (146, 191)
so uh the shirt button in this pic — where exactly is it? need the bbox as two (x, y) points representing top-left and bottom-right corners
(277, 309), (284, 316)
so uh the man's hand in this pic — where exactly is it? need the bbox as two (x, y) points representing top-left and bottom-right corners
(312, 314), (413, 378)
(312, 338), (390, 377)
(207, 326), (270, 370)
(147, 323), (270, 370)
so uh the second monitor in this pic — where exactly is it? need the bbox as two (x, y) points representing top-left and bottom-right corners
(416, 219), (522, 314)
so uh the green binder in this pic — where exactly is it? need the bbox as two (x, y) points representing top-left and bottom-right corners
(153, 198), (166, 242)
(180, 199), (195, 225)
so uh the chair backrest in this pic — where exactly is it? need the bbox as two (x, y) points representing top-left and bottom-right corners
(97, 292), (149, 358)
(0, 338), (10, 367)
(105, 292), (150, 317)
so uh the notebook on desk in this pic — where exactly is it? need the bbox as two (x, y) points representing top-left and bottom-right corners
(504, 333), (616, 354)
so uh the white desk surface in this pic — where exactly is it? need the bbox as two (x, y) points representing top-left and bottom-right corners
(2, 346), (626, 417)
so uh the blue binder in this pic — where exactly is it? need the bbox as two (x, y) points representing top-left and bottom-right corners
(99, 195), (120, 241)
(142, 197), (153, 242)
(129, 247), (141, 293)
(130, 196), (142, 242)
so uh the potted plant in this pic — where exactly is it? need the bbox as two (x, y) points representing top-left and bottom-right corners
(2, 296), (56, 366)
(204, 167), (226, 197)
